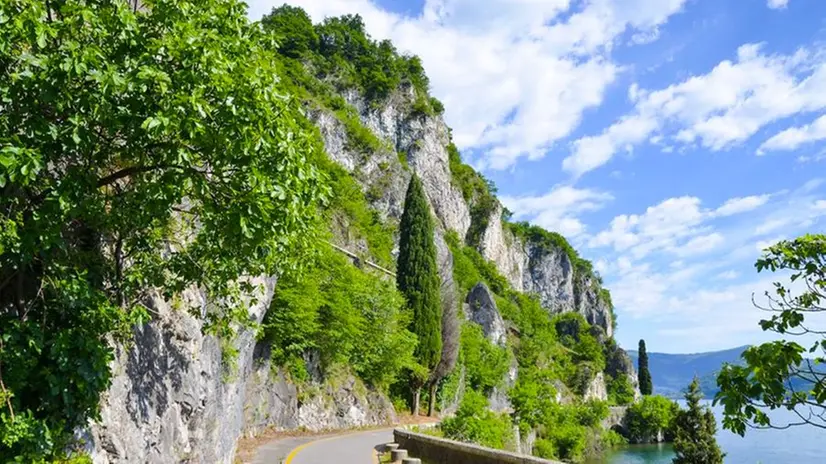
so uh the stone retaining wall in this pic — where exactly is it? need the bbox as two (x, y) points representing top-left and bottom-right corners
(393, 429), (563, 464)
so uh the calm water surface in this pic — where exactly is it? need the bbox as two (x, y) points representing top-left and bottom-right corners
(596, 402), (824, 463)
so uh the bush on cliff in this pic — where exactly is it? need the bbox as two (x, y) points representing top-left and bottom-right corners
(264, 244), (417, 389)
(441, 390), (515, 450)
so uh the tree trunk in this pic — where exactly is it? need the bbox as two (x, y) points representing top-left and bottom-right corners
(428, 381), (437, 417)
(412, 387), (421, 416)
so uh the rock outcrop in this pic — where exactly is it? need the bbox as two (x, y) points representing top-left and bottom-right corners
(584, 372), (608, 402)
(465, 283), (507, 347)
(477, 206), (614, 337)
(87, 278), (394, 464)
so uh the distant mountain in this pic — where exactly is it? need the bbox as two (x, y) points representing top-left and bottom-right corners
(627, 345), (749, 398)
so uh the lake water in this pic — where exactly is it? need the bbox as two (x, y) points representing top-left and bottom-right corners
(597, 402), (824, 463)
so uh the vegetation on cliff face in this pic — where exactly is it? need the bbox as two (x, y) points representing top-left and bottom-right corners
(263, 244), (417, 390)
(446, 141), (499, 247)
(0, 0), (327, 460)
(506, 221), (617, 329)
(443, 231), (617, 461)
(0, 0), (629, 461)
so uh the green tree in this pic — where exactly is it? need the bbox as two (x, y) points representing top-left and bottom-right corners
(672, 377), (724, 464)
(716, 234), (826, 434)
(260, 4), (319, 58)
(638, 339), (653, 396)
(0, 0), (325, 460)
(625, 395), (679, 443)
(396, 175), (441, 415)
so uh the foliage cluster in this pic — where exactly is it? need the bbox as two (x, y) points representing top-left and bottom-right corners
(553, 313), (607, 395)
(715, 234), (826, 435)
(606, 374), (636, 406)
(459, 323), (511, 394)
(441, 391), (516, 451)
(261, 6), (437, 111)
(529, 400), (610, 462)
(624, 395), (679, 443)
(266, 44), (386, 154)
(315, 154), (396, 268)
(0, 0), (326, 460)
(262, 244), (417, 389)
(445, 142), (499, 246)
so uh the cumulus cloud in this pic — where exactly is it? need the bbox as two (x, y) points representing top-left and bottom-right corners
(713, 195), (772, 217)
(501, 185), (613, 237)
(759, 114), (826, 153)
(588, 196), (711, 258)
(594, 181), (826, 331)
(563, 43), (826, 176)
(246, 0), (690, 170)
(767, 0), (790, 9)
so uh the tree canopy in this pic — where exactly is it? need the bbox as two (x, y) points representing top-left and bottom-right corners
(0, 0), (325, 459)
(716, 234), (826, 435)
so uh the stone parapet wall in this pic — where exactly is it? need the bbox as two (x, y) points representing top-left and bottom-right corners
(393, 429), (563, 464)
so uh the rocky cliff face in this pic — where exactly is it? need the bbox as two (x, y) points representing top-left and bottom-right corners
(88, 83), (625, 462)
(478, 205), (614, 337)
(87, 277), (394, 464)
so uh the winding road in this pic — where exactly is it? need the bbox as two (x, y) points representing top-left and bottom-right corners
(251, 427), (396, 464)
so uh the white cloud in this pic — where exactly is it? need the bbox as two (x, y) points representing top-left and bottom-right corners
(597, 182), (826, 327)
(713, 194), (771, 217)
(767, 0), (789, 9)
(759, 114), (826, 153)
(247, 0), (690, 170)
(501, 185), (613, 237)
(718, 270), (740, 280)
(754, 217), (792, 235)
(756, 235), (787, 251)
(589, 196), (711, 258)
(674, 232), (724, 257)
(563, 43), (826, 176)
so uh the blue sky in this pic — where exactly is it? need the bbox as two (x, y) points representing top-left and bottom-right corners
(246, 0), (826, 353)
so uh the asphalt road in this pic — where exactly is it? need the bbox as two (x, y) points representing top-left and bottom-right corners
(252, 428), (395, 464)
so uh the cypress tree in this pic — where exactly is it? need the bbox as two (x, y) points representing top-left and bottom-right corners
(397, 175), (442, 414)
(672, 377), (724, 464)
(638, 339), (653, 396)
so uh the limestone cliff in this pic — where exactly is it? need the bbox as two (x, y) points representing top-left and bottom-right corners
(87, 54), (628, 464)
